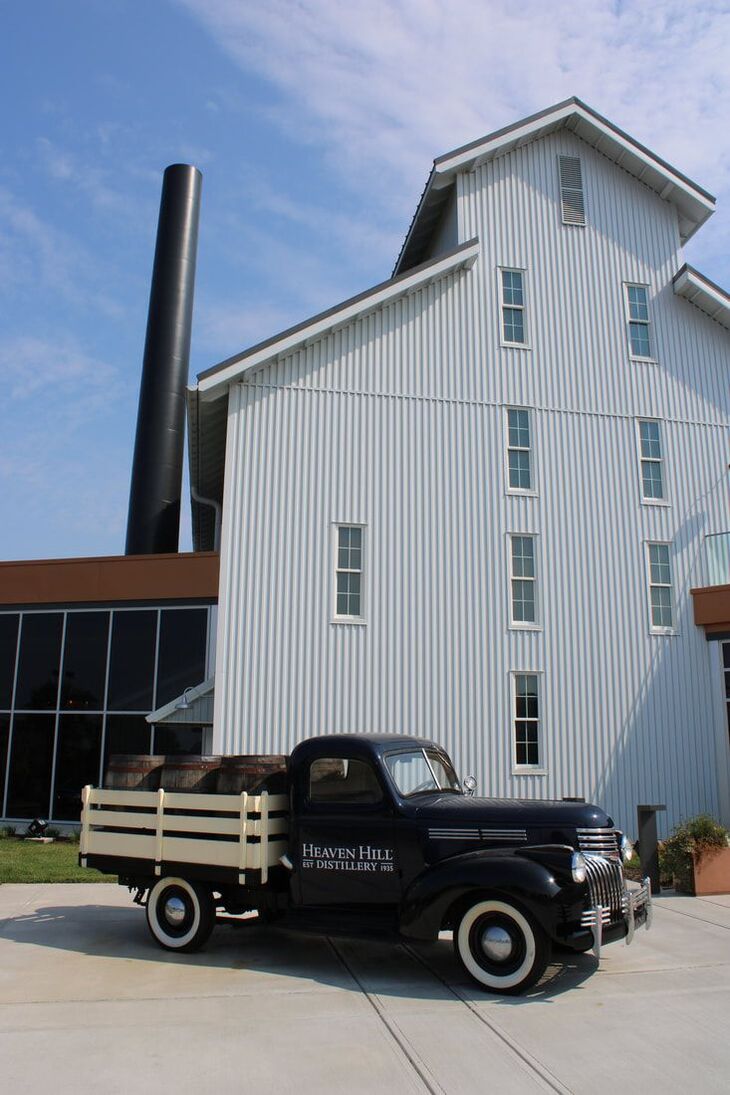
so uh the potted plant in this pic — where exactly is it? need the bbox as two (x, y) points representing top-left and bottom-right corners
(660, 814), (730, 895)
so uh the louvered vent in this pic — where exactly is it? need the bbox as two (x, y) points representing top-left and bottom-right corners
(558, 155), (585, 226)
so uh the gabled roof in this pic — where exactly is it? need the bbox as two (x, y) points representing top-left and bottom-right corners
(673, 264), (730, 330)
(188, 238), (480, 548)
(196, 237), (479, 399)
(394, 97), (715, 274)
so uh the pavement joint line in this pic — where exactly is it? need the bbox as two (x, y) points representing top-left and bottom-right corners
(400, 943), (573, 1095)
(596, 961), (730, 976)
(695, 897), (730, 910)
(326, 937), (444, 1095)
(653, 904), (730, 930)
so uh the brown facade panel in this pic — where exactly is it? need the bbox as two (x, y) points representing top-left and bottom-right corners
(0, 552), (219, 607)
(691, 584), (730, 629)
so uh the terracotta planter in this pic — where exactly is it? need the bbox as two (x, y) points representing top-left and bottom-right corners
(684, 846), (730, 896)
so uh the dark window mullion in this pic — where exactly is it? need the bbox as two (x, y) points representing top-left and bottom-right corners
(1, 615), (23, 818)
(47, 612), (68, 819)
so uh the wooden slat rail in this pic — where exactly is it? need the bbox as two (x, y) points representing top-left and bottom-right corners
(80, 785), (289, 880)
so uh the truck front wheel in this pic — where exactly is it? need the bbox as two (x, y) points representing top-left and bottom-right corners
(454, 898), (550, 994)
(146, 877), (215, 952)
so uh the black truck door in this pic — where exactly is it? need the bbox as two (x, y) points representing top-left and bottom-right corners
(294, 755), (401, 906)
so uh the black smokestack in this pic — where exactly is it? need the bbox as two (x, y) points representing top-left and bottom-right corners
(125, 164), (202, 556)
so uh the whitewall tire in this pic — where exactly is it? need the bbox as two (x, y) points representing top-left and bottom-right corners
(146, 877), (216, 952)
(454, 898), (550, 994)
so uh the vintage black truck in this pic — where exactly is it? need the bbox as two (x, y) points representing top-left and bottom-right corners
(80, 734), (651, 994)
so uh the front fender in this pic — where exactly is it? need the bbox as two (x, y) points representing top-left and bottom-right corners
(398, 847), (569, 941)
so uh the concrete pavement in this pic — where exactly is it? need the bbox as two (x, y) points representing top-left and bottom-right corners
(1, 884), (729, 1094)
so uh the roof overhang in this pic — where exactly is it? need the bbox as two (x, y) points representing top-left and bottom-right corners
(187, 386), (228, 552)
(673, 264), (730, 330)
(147, 677), (215, 725)
(394, 97), (715, 274)
(196, 238), (480, 401)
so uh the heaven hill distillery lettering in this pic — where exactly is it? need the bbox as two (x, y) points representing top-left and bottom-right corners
(301, 843), (395, 872)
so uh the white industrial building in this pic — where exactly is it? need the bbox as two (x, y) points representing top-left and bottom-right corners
(187, 98), (730, 835)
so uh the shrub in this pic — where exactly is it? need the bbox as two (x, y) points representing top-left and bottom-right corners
(45, 826), (61, 839)
(1, 824), (17, 838)
(660, 814), (730, 893)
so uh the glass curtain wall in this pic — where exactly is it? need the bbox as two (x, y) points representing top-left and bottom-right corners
(0, 605), (210, 822)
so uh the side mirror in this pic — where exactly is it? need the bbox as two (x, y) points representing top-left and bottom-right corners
(463, 776), (477, 797)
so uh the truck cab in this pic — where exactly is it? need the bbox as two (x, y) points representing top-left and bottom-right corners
(285, 734), (649, 991)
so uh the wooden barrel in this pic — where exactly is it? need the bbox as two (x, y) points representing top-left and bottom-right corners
(105, 754), (166, 791)
(216, 755), (288, 795)
(160, 755), (221, 793)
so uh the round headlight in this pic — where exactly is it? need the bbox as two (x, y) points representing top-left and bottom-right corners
(620, 834), (634, 864)
(571, 851), (587, 884)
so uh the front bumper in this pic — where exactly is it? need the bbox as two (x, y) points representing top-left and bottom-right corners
(578, 877), (652, 958)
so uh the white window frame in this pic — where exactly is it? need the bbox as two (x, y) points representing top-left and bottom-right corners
(332, 523), (367, 625)
(624, 282), (655, 362)
(635, 418), (669, 506)
(721, 641), (730, 749)
(508, 533), (541, 630)
(510, 670), (546, 775)
(504, 406), (537, 496)
(645, 541), (676, 636)
(498, 267), (530, 349)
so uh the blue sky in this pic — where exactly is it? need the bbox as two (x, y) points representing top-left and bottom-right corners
(2, 0), (729, 560)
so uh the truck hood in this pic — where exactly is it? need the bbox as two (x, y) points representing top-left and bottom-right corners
(409, 793), (612, 830)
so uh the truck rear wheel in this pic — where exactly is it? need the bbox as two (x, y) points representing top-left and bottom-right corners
(454, 898), (550, 994)
(146, 877), (215, 952)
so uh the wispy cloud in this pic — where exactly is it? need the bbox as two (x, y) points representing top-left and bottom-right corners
(0, 186), (125, 317)
(0, 334), (118, 403)
(197, 300), (300, 358)
(36, 137), (137, 215)
(0, 333), (130, 559)
(177, 0), (730, 270)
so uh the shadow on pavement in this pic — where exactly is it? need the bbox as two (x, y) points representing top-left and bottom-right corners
(0, 901), (598, 1003)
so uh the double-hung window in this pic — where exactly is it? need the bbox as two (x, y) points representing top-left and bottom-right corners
(646, 542), (674, 632)
(506, 408), (533, 492)
(638, 419), (665, 501)
(513, 673), (541, 768)
(510, 535), (537, 625)
(625, 284), (653, 359)
(334, 525), (364, 621)
(500, 269), (527, 346)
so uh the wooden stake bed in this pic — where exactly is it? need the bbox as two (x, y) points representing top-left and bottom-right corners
(79, 785), (289, 885)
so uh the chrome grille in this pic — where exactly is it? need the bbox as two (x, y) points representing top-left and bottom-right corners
(577, 827), (620, 860)
(583, 854), (625, 920)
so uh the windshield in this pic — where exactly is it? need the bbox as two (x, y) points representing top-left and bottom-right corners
(385, 748), (460, 797)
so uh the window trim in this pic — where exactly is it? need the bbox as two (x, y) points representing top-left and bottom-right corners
(504, 406), (537, 496)
(635, 418), (670, 508)
(558, 153), (586, 227)
(645, 541), (677, 636)
(498, 267), (530, 349)
(331, 522), (367, 625)
(510, 670), (547, 775)
(624, 282), (656, 363)
(507, 532), (541, 631)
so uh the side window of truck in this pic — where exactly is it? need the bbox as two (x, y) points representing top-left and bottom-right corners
(309, 757), (383, 805)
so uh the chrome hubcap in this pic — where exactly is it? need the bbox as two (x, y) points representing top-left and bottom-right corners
(481, 925), (513, 962)
(164, 896), (187, 925)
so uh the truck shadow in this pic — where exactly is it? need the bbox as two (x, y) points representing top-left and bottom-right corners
(1, 902), (598, 1003)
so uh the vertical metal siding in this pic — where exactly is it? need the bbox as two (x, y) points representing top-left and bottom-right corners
(214, 129), (730, 835)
